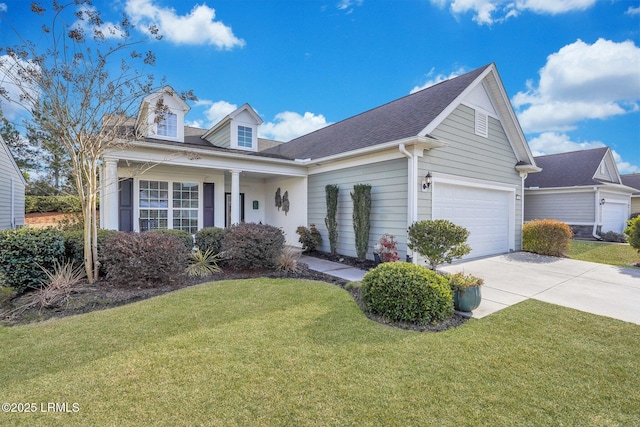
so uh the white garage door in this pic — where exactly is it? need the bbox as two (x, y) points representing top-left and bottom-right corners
(601, 201), (628, 233)
(434, 182), (511, 258)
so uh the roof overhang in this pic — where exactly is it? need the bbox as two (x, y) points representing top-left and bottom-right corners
(525, 183), (636, 195)
(108, 139), (306, 169)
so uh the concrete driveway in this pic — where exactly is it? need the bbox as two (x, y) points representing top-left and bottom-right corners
(440, 252), (640, 325)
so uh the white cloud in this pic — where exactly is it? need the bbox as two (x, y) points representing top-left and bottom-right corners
(125, 0), (245, 48)
(337, 0), (363, 13)
(513, 38), (640, 133)
(200, 100), (238, 126)
(527, 132), (605, 156)
(0, 3), (7, 13)
(516, 0), (595, 14)
(411, 67), (467, 93)
(528, 132), (638, 174)
(431, 0), (595, 25)
(260, 111), (331, 142)
(626, 6), (640, 16)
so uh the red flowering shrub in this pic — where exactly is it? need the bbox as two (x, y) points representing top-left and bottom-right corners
(375, 233), (400, 262)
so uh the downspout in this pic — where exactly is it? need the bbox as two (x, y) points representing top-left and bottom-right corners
(399, 143), (416, 262)
(10, 177), (15, 229)
(593, 187), (602, 240)
(519, 172), (527, 249)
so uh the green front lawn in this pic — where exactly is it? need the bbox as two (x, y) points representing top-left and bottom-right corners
(1, 279), (639, 426)
(569, 240), (639, 267)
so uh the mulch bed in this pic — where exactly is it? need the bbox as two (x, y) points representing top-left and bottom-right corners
(0, 251), (468, 332)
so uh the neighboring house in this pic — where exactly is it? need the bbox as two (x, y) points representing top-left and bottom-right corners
(0, 134), (26, 230)
(620, 173), (640, 216)
(524, 147), (635, 237)
(101, 63), (539, 261)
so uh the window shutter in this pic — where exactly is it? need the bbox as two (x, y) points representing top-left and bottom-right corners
(475, 110), (488, 138)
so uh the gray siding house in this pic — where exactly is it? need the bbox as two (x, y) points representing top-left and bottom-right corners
(0, 135), (26, 230)
(620, 174), (640, 216)
(524, 147), (635, 237)
(101, 63), (539, 261)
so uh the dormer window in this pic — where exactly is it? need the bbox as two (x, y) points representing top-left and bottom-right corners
(158, 113), (177, 138)
(238, 125), (253, 148)
(136, 86), (190, 143)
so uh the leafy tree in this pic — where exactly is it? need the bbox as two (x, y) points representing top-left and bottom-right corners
(407, 219), (471, 270)
(0, 1), (188, 283)
(26, 117), (74, 195)
(0, 109), (39, 178)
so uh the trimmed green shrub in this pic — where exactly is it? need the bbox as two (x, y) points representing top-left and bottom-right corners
(351, 184), (372, 260)
(523, 219), (573, 257)
(625, 216), (640, 253)
(0, 227), (65, 293)
(195, 227), (226, 254)
(407, 219), (471, 270)
(362, 262), (453, 324)
(296, 224), (322, 252)
(25, 195), (82, 213)
(325, 184), (339, 254)
(63, 229), (119, 276)
(148, 229), (194, 251)
(101, 232), (190, 287)
(223, 222), (285, 269)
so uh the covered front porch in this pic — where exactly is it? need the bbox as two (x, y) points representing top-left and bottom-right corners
(100, 144), (308, 246)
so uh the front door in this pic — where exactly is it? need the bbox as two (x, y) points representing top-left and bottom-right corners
(225, 192), (245, 227)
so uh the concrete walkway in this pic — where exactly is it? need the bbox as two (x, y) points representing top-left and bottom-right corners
(300, 255), (367, 282)
(301, 253), (640, 325)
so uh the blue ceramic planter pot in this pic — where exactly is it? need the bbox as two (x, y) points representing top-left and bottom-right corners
(454, 286), (482, 312)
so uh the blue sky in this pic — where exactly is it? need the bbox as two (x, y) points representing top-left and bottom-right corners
(1, 0), (639, 173)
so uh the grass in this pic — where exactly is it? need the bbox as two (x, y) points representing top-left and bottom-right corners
(1, 278), (639, 426)
(568, 240), (639, 267)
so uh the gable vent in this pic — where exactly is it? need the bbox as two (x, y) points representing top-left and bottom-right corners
(475, 110), (488, 138)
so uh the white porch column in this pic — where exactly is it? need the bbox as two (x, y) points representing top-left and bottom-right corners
(103, 159), (119, 230)
(230, 170), (241, 225)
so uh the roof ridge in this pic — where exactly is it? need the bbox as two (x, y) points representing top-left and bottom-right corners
(533, 146), (608, 159)
(284, 63), (492, 144)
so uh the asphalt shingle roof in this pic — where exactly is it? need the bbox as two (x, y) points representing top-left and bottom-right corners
(261, 64), (491, 160)
(525, 147), (610, 188)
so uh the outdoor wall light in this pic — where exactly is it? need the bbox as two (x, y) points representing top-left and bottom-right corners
(600, 198), (606, 205)
(421, 172), (432, 191)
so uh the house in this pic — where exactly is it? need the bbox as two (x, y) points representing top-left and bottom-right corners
(524, 147), (635, 237)
(101, 63), (540, 262)
(0, 134), (26, 230)
(620, 173), (640, 216)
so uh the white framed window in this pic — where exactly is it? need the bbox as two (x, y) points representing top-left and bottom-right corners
(139, 180), (169, 230)
(172, 182), (199, 234)
(139, 180), (199, 233)
(238, 125), (252, 148)
(158, 112), (177, 138)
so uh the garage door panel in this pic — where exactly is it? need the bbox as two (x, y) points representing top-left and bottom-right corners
(601, 202), (628, 233)
(434, 183), (511, 258)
